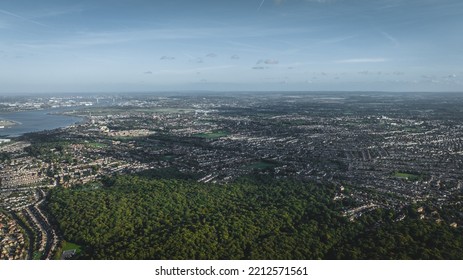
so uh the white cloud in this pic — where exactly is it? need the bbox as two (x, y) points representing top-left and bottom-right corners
(257, 58), (279, 65)
(13, 26), (311, 52)
(258, 0), (266, 11)
(0, 8), (48, 27)
(157, 65), (236, 75)
(29, 6), (85, 19)
(335, 58), (388, 63)
(275, 0), (331, 4)
(191, 57), (204, 63)
(381, 32), (399, 47)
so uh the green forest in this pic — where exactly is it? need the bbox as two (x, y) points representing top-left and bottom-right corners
(46, 176), (463, 259)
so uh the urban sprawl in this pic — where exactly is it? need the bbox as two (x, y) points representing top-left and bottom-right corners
(0, 92), (462, 259)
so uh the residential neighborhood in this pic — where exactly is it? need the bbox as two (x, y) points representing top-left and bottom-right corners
(0, 92), (462, 259)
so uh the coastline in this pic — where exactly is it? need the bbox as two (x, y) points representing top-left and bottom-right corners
(48, 110), (88, 127)
(0, 119), (21, 128)
(0, 107), (84, 138)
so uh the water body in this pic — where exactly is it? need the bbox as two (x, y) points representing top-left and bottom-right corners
(0, 107), (83, 138)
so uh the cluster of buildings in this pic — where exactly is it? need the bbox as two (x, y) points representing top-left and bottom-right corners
(0, 212), (27, 260)
(0, 96), (96, 112)
(1, 92), (463, 259)
(62, 93), (463, 225)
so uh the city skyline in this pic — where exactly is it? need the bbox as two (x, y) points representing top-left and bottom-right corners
(0, 0), (462, 93)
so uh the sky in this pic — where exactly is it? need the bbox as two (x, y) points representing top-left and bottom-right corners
(0, 0), (462, 93)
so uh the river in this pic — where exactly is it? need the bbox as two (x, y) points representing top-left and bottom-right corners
(0, 107), (83, 138)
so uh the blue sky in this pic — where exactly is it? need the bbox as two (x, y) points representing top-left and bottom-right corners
(0, 0), (462, 93)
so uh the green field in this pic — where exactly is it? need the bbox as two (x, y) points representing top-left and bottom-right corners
(193, 131), (229, 139)
(162, 155), (175, 161)
(393, 172), (421, 181)
(62, 241), (82, 252)
(55, 241), (82, 259)
(86, 142), (108, 148)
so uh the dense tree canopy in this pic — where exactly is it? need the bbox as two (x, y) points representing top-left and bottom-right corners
(46, 176), (463, 260)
